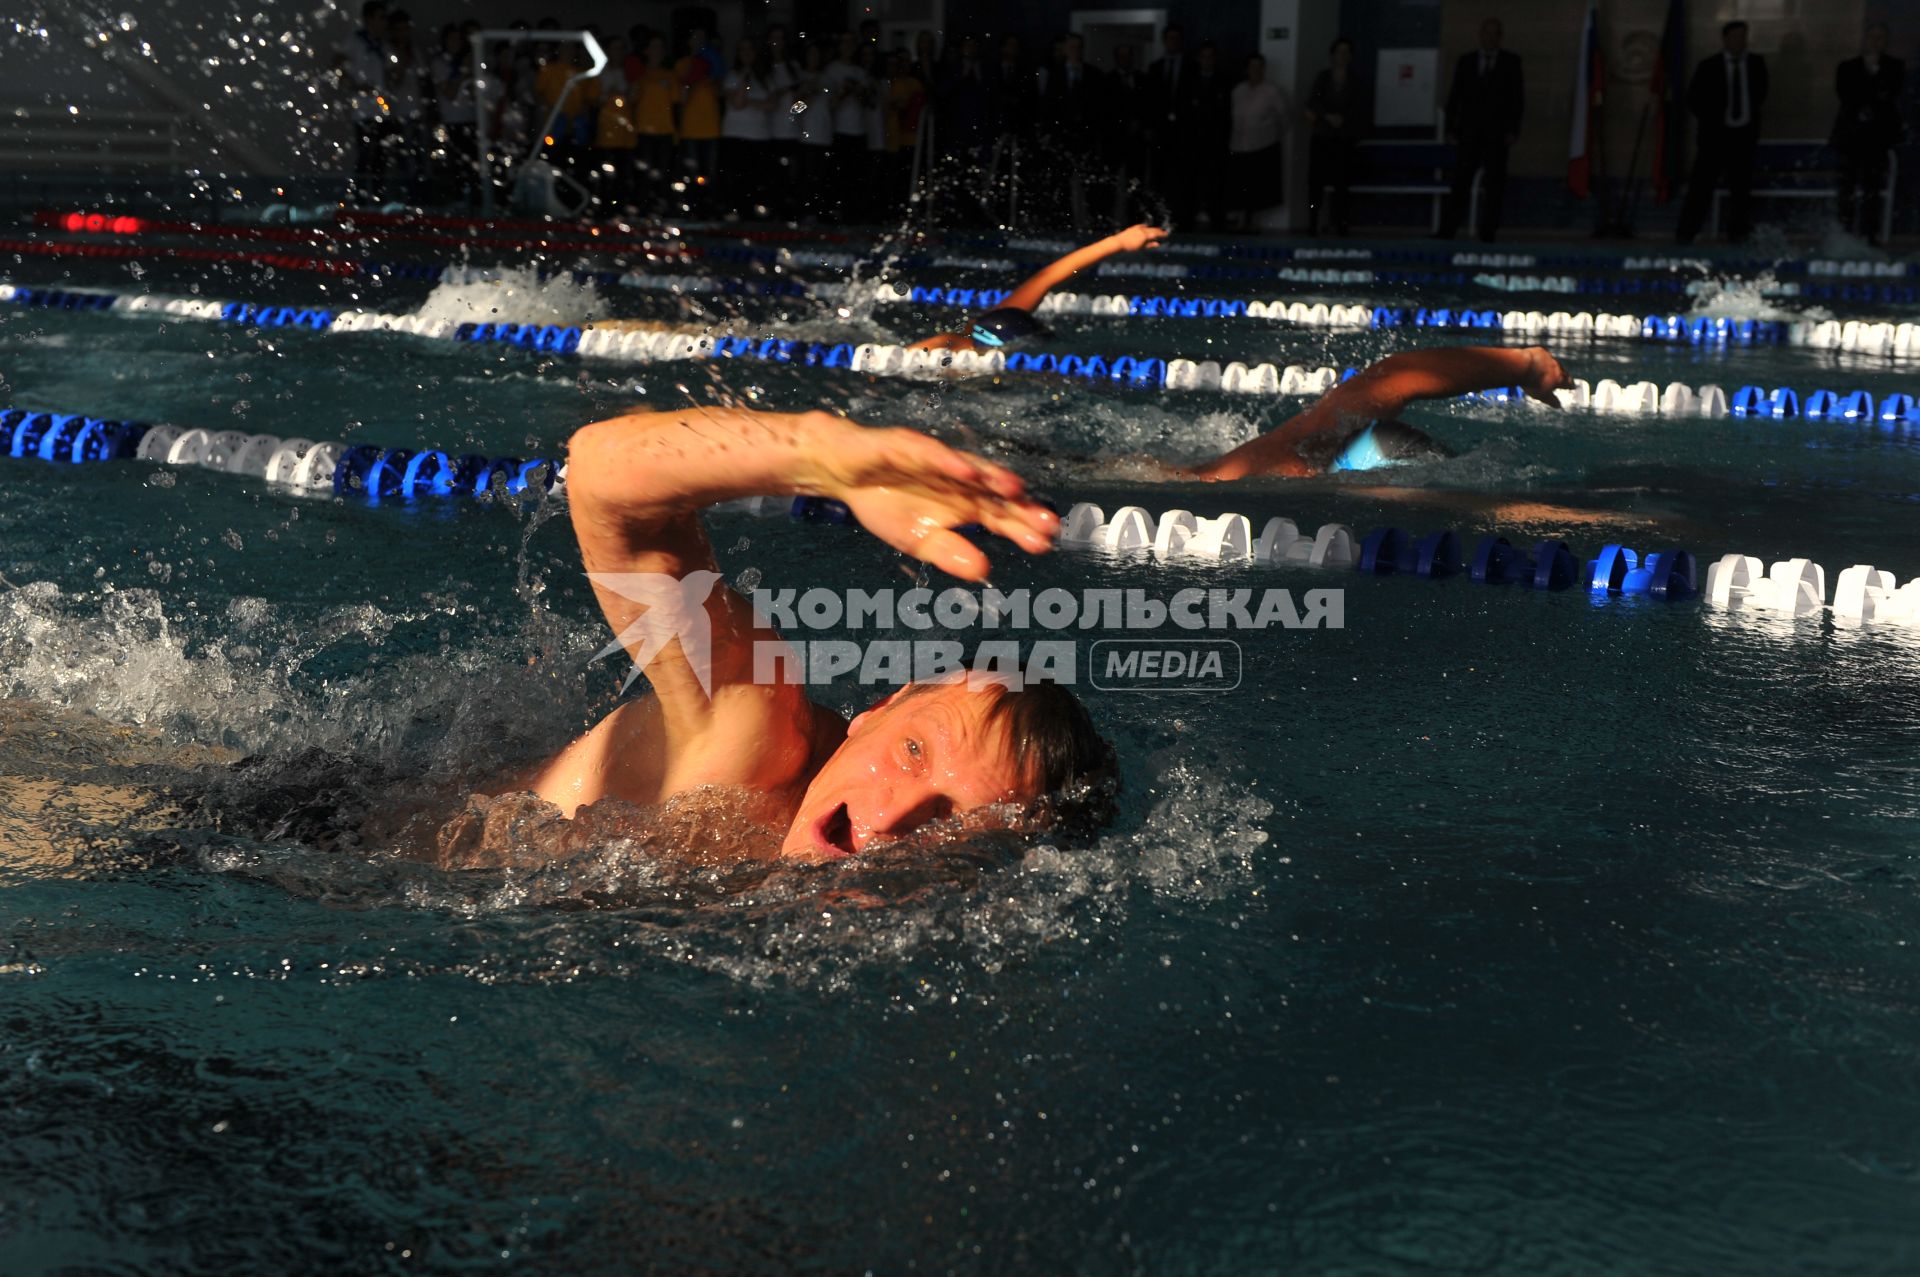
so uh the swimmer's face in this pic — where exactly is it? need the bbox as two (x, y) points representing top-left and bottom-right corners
(780, 681), (1039, 862)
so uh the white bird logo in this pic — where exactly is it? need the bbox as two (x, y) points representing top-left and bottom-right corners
(587, 570), (724, 695)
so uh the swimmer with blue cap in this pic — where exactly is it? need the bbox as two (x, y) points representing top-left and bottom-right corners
(910, 224), (1170, 355)
(1182, 345), (1572, 479)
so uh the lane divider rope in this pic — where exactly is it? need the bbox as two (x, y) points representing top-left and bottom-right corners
(0, 406), (561, 503)
(8, 401), (1919, 635)
(7, 280), (1919, 426)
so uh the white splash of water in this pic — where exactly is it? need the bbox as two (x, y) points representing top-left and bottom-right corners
(1685, 270), (1828, 323)
(1816, 225), (1892, 262)
(410, 265), (609, 327)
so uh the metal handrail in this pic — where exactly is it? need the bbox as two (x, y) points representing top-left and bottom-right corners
(470, 28), (607, 213)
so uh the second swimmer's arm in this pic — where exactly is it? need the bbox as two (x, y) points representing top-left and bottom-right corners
(998, 224), (1168, 314)
(1186, 346), (1570, 481)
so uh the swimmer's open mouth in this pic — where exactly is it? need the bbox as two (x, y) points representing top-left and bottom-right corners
(814, 802), (856, 858)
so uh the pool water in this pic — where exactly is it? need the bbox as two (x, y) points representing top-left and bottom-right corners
(4, 235), (1920, 1274)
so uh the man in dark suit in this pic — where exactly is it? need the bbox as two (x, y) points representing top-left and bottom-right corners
(1148, 25), (1197, 223)
(1676, 21), (1770, 244)
(1186, 42), (1234, 229)
(1042, 32), (1106, 150)
(939, 34), (995, 158)
(1438, 17), (1524, 241)
(1832, 23), (1905, 244)
(992, 34), (1036, 142)
(1103, 42), (1153, 219)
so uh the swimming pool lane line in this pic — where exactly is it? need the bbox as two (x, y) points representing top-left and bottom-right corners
(12, 215), (1916, 317)
(0, 407), (558, 503)
(10, 396), (1920, 635)
(39, 208), (1914, 287)
(1052, 501), (1919, 625)
(8, 276), (1919, 431)
(452, 264), (1904, 355)
(0, 235), (363, 279)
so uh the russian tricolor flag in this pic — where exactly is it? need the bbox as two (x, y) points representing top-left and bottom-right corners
(1567, 2), (1603, 197)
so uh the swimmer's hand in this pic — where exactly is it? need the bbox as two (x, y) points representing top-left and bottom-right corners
(1115, 224), (1170, 252)
(808, 421), (1059, 581)
(1518, 346), (1572, 407)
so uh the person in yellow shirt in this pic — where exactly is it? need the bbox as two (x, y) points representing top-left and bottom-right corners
(630, 33), (678, 199)
(533, 40), (599, 169)
(592, 35), (638, 208)
(883, 49), (925, 213)
(675, 27), (724, 202)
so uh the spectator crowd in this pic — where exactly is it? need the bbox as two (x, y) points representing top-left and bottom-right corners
(333, 3), (1906, 244)
(331, 2), (1365, 232)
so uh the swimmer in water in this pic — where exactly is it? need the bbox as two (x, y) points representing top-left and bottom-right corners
(518, 343), (1569, 864)
(908, 224), (1170, 354)
(1182, 343), (1571, 479)
(579, 224), (1166, 352)
(525, 405), (1114, 863)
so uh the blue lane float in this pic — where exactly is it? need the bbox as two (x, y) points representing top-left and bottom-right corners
(1356, 527), (1462, 578)
(2, 408), (150, 462)
(1731, 385), (1801, 419)
(8, 279), (1912, 424)
(1471, 536), (1583, 590)
(1588, 545), (1698, 598)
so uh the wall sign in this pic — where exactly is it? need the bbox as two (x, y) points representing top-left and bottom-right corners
(1375, 48), (1438, 127)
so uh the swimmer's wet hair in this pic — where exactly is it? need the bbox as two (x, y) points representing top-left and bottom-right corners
(987, 681), (1120, 842)
(898, 676), (1119, 841)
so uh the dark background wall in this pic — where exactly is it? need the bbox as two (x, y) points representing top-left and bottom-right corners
(2, 0), (1915, 233)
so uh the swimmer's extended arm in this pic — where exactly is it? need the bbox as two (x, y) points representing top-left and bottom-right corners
(998, 224), (1169, 314)
(907, 226), (1170, 352)
(1187, 345), (1571, 481)
(567, 409), (1054, 702)
(568, 408), (1054, 584)
(538, 410), (1056, 812)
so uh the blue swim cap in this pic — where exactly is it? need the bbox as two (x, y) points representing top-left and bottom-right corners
(1329, 423), (1395, 472)
(1329, 420), (1453, 473)
(969, 307), (1053, 350)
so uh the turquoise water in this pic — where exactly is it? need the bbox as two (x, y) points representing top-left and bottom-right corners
(4, 240), (1920, 1274)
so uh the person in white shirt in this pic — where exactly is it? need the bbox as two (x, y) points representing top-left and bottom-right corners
(795, 41), (836, 220)
(721, 39), (773, 218)
(764, 27), (803, 217)
(1227, 54), (1290, 230)
(432, 23), (497, 204)
(334, 0), (391, 202)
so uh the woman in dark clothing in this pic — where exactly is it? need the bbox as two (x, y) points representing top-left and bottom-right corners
(1304, 36), (1365, 235)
